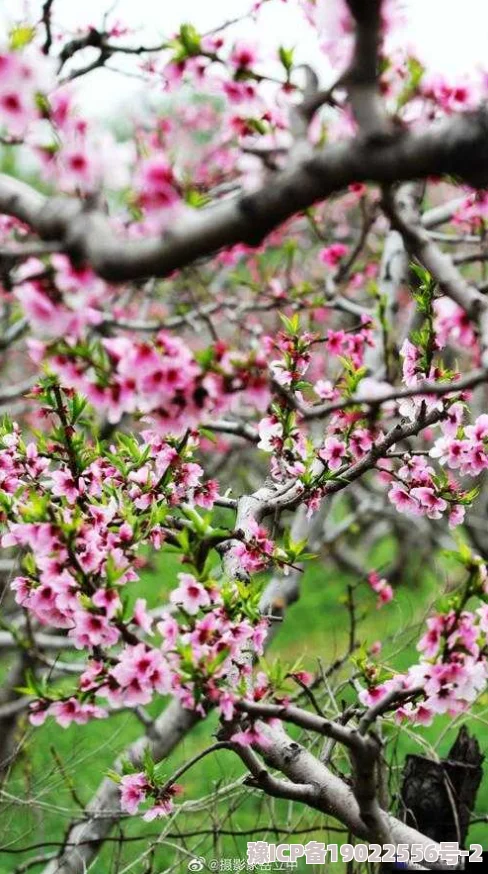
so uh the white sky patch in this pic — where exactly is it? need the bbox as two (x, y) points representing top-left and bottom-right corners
(1, 0), (488, 114)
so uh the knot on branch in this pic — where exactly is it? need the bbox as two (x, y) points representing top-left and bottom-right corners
(283, 740), (302, 765)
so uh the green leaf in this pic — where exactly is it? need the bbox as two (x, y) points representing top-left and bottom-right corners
(142, 748), (156, 782)
(246, 117), (268, 136)
(279, 313), (300, 335)
(178, 23), (201, 56)
(207, 646), (230, 674)
(15, 668), (43, 697)
(153, 762), (169, 785)
(278, 46), (294, 74)
(397, 56), (425, 109)
(195, 347), (215, 368)
(106, 769), (122, 785)
(198, 427), (217, 444)
(9, 24), (36, 50)
(184, 189), (209, 208)
(35, 93), (51, 117)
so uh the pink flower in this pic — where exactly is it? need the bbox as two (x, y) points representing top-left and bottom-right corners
(111, 643), (171, 692)
(396, 703), (434, 726)
(314, 379), (336, 400)
(92, 588), (121, 619)
(170, 573), (211, 615)
(305, 488), (323, 518)
(319, 437), (347, 470)
(376, 584), (393, 607)
(417, 615), (444, 658)
(411, 704), (435, 726)
(326, 329), (347, 356)
(215, 690), (236, 721)
(15, 284), (70, 337)
(441, 402), (465, 437)
(319, 243), (349, 267)
(59, 145), (99, 193)
(231, 723), (271, 748)
(79, 660), (105, 692)
(51, 470), (83, 504)
(51, 698), (107, 728)
(269, 360), (294, 387)
(358, 684), (389, 707)
(133, 598), (153, 635)
(449, 505), (465, 528)
(400, 338), (421, 386)
(230, 519), (274, 573)
(0, 89), (32, 135)
(28, 701), (49, 726)
(230, 41), (258, 69)
(465, 414), (488, 442)
(0, 51), (50, 136)
(349, 428), (373, 458)
(193, 479), (219, 509)
(142, 800), (173, 820)
(257, 416), (283, 452)
(367, 571), (393, 608)
(135, 156), (179, 212)
(69, 610), (121, 649)
(434, 298), (476, 349)
(120, 773), (149, 815)
(388, 484), (420, 515)
(289, 670), (314, 686)
(157, 614), (179, 650)
(410, 487), (447, 520)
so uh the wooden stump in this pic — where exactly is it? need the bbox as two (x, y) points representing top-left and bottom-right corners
(400, 726), (484, 844)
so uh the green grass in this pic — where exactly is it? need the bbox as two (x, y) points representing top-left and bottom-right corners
(0, 543), (486, 873)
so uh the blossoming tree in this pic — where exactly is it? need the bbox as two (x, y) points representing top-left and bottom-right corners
(0, 0), (488, 870)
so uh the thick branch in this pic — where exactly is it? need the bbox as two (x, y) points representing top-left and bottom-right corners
(255, 722), (442, 861)
(344, 0), (392, 138)
(1, 111), (488, 281)
(382, 187), (487, 320)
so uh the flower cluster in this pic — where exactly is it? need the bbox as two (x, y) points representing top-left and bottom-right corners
(1, 387), (275, 726)
(257, 411), (309, 481)
(264, 321), (316, 391)
(325, 319), (374, 368)
(34, 334), (269, 432)
(27, 572), (269, 725)
(431, 412), (488, 477)
(119, 772), (183, 820)
(367, 571), (393, 609)
(0, 48), (53, 137)
(230, 519), (276, 574)
(387, 454), (467, 528)
(14, 256), (110, 340)
(360, 562), (488, 725)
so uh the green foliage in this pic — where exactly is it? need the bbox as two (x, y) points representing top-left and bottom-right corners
(172, 23), (202, 60)
(8, 24), (36, 50)
(278, 45), (295, 76)
(397, 56), (425, 109)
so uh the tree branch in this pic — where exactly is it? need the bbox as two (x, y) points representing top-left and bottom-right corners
(344, 0), (393, 139)
(2, 110), (488, 281)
